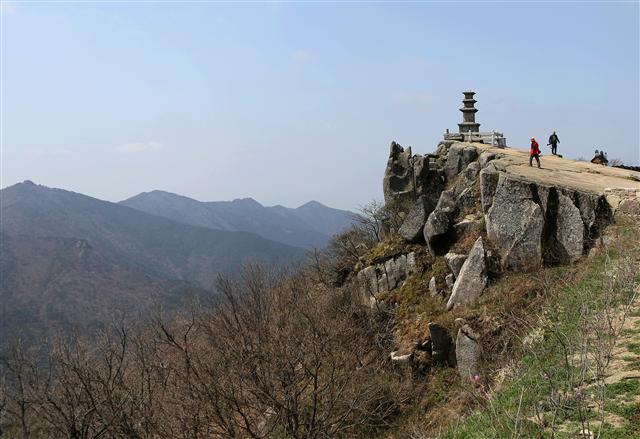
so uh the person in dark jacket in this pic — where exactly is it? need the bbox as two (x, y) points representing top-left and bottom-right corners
(548, 131), (560, 155)
(530, 137), (541, 168)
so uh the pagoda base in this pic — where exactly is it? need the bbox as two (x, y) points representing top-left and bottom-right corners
(458, 122), (480, 133)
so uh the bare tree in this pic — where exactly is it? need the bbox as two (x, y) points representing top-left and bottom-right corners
(355, 199), (409, 243)
(0, 343), (40, 439)
(1, 254), (411, 439)
(354, 200), (387, 243)
(608, 158), (624, 167)
(155, 265), (403, 438)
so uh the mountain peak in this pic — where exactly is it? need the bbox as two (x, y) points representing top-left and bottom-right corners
(122, 190), (198, 204)
(231, 197), (263, 208)
(3, 180), (41, 191)
(2, 180), (46, 199)
(297, 200), (328, 210)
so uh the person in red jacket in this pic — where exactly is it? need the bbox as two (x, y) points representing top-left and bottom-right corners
(529, 137), (541, 168)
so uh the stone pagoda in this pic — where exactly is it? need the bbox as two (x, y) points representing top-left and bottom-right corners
(443, 90), (506, 146)
(458, 91), (480, 133)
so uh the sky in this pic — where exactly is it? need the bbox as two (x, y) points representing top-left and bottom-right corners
(1, 1), (639, 210)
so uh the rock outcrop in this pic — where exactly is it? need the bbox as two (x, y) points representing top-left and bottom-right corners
(555, 192), (585, 262)
(422, 189), (460, 256)
(435, 189), (457, 214)
(357, 252), (417, 300)
(444, 144), (478, 181)
(398, 196), (435, 243)
(444, 252), (467, 278)
(384, 141), (628, 273)
(446, 237), (488, 310)
(484, 172), (612, 269)
(605, 187), (640, 211)
(617, 198), (640, 216)
(383, 141), (444, 208)
(383, 142), (415, 205)
(423, 209), (452, 256)
(479, 166), (499, 213)
(486, 176), (544, 271)
(376, 139), (638, 381)
(478, 151), (496, 168)
(461, 161), (481, 187)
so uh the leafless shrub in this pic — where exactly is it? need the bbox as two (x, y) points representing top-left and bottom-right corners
(355, 199), (412, 243)
(354, 200), (387, 244)
(166, 266), (403, 438)
(310, 199), (409, 287)
(1, 264), (407, 438)
(608, 158), (624, 167)
(327, 226), (374, 270)
(0, 343), (42, 439)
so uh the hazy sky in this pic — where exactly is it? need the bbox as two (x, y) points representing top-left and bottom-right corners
(2, 1), (638, 210)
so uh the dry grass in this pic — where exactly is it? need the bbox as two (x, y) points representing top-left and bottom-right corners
(363, 235), (418, 267)
(449, 227), (483, 255)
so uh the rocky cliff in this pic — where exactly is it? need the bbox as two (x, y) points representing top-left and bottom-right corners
(358, 140), (640, 379)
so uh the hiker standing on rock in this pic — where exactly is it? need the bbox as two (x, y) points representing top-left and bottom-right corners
(548, 131), (560, 155)
(529, 137), (541, 168)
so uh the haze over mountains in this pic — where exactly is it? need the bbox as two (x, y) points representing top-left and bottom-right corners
(120, 190), (355, 249)
(0, 181), (355, 344)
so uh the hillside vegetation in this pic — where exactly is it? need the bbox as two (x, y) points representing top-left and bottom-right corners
(1, 142), (639, 438)
(0, 233), (207, 347)
(0, 181), (307, 348)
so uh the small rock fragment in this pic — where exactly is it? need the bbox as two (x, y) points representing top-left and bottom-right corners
(444, 252), (468, 278)
(456, 325), (482, 380)
(428, 322), (453, 365)
(445, 273), (455, 289)
(428, 276), (438, 297)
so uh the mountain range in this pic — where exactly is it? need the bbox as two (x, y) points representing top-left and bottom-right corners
(0, 181), (355, 344)
(120, 190), (355, 249)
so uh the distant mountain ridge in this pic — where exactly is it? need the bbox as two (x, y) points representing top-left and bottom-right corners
(0, 181), (356, 345)
(119, 190), (356, 249)
(0, 181), (310, 344)
(1, 181), (306, 289)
